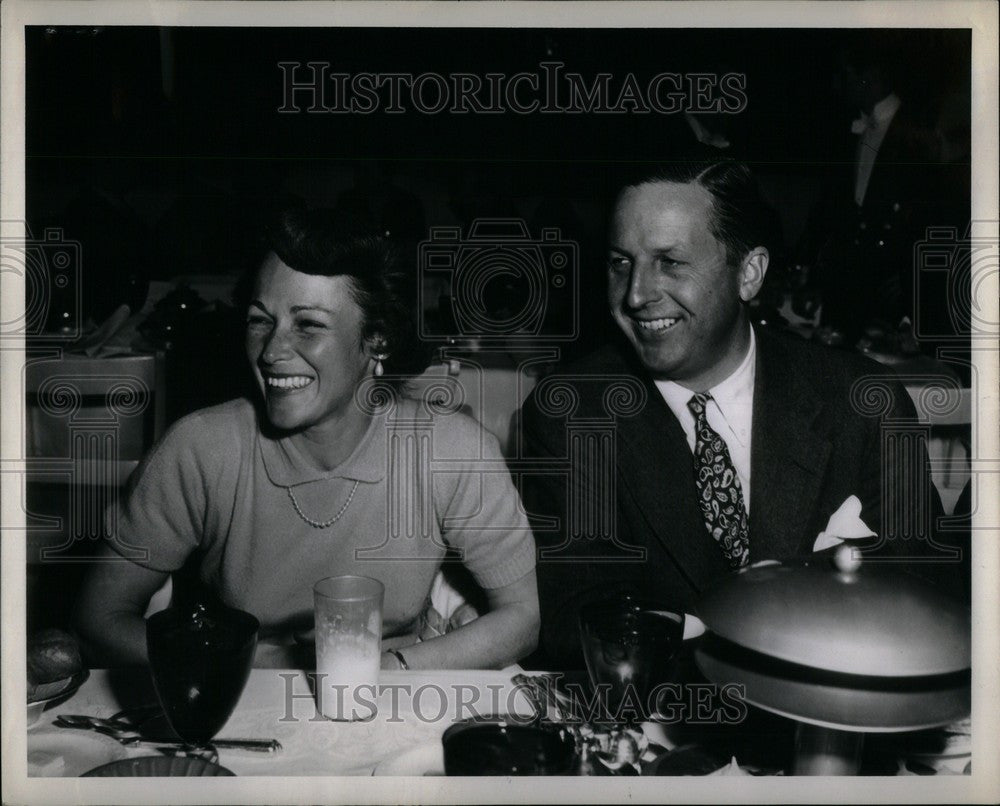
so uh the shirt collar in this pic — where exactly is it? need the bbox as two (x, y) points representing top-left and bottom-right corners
(710, 325), (756, 419)
(656, 326), (756, 407)
(257, 408), (387, 487)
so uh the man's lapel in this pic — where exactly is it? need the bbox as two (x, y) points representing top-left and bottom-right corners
(749, 328), (833, 557)
(615, 374), (731, 594)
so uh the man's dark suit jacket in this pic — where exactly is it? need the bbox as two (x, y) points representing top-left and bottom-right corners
(519, 325), (960, 669)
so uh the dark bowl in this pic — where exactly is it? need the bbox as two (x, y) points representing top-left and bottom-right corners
(442, 718), (577, 776)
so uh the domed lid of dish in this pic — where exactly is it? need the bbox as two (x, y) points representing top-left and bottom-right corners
(695, 557), (970, 677)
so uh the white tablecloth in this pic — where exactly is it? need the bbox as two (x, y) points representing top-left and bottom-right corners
(27, 668), (534, 777)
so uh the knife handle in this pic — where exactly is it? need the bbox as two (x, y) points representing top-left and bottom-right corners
(211, 738), (282, 753)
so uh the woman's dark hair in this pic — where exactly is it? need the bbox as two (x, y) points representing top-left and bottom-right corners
(235, 204), (432, 389)
(613, 156), (778, 268)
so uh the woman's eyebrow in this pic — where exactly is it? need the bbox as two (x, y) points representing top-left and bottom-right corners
(290, 305), (335, 315)
(248, 299), (272, 314)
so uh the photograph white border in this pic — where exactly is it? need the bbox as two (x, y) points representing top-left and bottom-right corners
(2, 2), (997, 803)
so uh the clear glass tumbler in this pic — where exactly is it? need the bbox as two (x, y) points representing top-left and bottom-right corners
(313, 575), (384, 721)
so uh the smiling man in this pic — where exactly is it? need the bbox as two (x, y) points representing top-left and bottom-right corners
(606, 177), (768, 392)
(519, 157), (958, 668)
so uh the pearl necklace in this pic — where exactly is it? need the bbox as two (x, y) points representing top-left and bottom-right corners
(286, 480), (360, 529)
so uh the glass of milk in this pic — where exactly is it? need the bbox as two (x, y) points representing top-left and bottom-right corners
(313, 575), (384, 721)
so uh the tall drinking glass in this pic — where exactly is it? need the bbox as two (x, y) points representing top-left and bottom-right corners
(313, 575), (384, 722)
(578, 595), (684, 724)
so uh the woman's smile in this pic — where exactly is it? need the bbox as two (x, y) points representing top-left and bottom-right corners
(263, 373), (315, 391)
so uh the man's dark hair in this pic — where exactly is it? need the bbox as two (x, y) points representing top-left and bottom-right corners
(235, 204), (432, 389)
(614, 157), (777, 268)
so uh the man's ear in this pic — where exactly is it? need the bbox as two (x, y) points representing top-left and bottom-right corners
(737, 247), (769, 302)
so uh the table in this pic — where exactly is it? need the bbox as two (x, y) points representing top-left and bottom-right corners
(27, 668), (536, 777)
(26, 667), (971, 779)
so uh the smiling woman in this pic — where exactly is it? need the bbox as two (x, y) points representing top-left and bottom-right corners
(247, 259), (378, 460)
(74, 207), (540, 671)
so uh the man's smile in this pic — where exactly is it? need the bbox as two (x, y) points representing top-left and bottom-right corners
(630, 315), (681, 334)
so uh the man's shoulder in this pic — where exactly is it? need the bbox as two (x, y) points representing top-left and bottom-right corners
(544, 340), (651, 384)
(755, 327), (908, 415)
(522, 341), (651, 418)
(760, 327), (892, 378)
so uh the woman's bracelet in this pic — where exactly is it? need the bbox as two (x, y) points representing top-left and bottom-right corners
(386, 648), (409, 670)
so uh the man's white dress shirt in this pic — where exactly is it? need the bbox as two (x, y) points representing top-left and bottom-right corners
(654, 327), (756, 513)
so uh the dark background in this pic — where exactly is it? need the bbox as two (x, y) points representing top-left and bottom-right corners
(24, 24), (971, 414)
(26, 27), (968, 165)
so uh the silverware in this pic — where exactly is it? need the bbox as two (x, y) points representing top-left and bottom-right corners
(195, 738), (282, 753)
(513, 675), (586, 738)
(55, 715), (281, 753)
(510, 677), (654, 776)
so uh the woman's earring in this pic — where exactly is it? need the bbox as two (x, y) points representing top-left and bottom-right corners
(373, 351), (388, 378)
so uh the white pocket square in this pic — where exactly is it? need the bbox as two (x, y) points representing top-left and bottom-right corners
(812, 495), (877, 553)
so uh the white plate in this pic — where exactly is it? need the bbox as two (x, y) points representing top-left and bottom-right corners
(372, 742), (444, 776)
(28, 729), (128, 777)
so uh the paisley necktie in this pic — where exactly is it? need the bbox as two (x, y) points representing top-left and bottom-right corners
(687, 393), (750, 569)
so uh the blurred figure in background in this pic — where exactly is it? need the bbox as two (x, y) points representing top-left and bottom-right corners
(798, 33), (968, 355)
